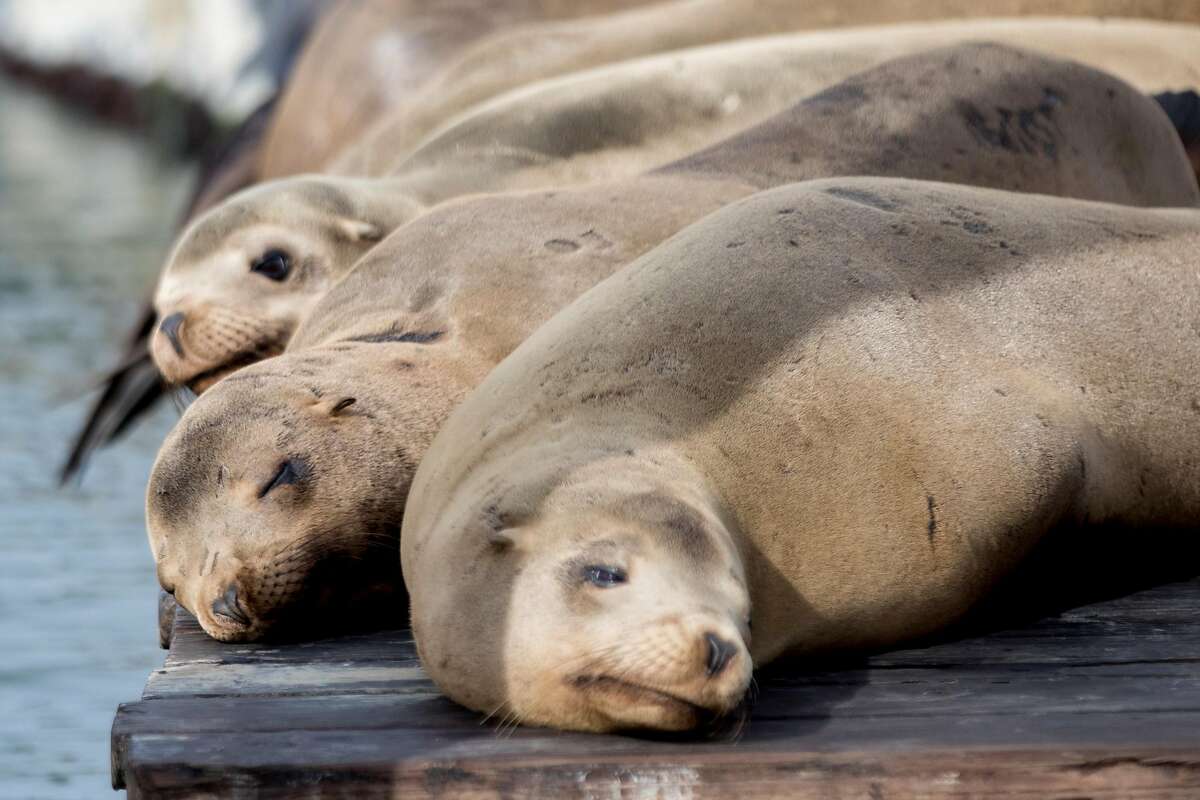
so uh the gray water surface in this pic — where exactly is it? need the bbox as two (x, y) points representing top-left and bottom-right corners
(0, 77), (192, 799)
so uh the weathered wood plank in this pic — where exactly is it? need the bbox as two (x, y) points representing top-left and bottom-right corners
(122, 663), (1200, 732)
(164, 610), (416, 668)
(113, 577), (1200, 797)
(120, 739), (1200, 800)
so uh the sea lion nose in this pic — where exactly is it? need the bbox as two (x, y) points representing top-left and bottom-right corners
(210, 584), (251, 627)
(158, 312), (186, 357)
(704, 632), (738, 677)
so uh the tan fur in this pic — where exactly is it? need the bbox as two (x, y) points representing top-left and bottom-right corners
(150, 19), (1200, 390)
(401, 177), (1200, 732)
(149, 177), (420, 389)
(257, 0), (653, 179)
(335, 7), (1200, 174)
(146, 45), (1197, 641)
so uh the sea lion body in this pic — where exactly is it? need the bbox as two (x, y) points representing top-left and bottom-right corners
(146, 45), (1197, 641)
(336, 9), (1200, 174)
(401, 177), (1200, 732)
(257, 0), (653, 179)
(148, 19), (1200, 389)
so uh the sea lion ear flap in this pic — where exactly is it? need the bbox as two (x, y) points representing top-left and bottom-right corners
(334, 218), (385, 243)
(487, 527), (516, 552)
(482, 503), (529, 552)
(312, 396), (357, 417)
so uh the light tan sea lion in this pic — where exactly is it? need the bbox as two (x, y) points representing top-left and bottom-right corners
(401, 176), (1200, 733)
(335, 5), (1200, 174)
(144, 44), (1198, 642)
(148, 18), (1200, 392)
(256, 0), (654, 179)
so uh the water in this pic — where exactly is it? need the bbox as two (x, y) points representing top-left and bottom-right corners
(0, 77), (193, 799)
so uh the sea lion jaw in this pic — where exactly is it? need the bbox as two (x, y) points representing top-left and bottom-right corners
(147, 358), (407, 641)
(149, 176), (413, 391)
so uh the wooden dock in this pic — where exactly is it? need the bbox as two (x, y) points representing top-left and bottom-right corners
(112, 577), (1200, 798)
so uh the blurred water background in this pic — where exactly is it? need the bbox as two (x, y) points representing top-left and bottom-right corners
(0, 75), (192, 799)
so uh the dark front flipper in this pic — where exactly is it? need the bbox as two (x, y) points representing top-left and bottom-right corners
(1153, 89), (1200, 187)
(59, 306), (165, 484)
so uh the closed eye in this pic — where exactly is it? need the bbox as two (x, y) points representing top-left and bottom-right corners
(259, 459), (307, 498)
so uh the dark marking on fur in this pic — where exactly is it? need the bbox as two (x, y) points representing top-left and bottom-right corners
(345, 327), (444, 345)
(958, 87), (1064, 159)
(926, 495), (938, 542)
(823, 186), (900, 212)
(545, 238), (580, 253)
(802, 81), (868, 110)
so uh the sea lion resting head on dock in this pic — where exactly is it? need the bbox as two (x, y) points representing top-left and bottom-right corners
(145, 350), (418, 640)
(401, 178), (1200, 732)
(145, 43), (1199, 641)
(149, 176), (418, 392)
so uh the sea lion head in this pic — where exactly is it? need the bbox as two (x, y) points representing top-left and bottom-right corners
(145, 348), (416, 641)
(409, 454), (753, 733)
(149, 175), (419, 392)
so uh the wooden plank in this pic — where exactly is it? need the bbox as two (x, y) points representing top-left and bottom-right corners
(120, 663), (1200, 734)
(113, 577), (1200, 797)
(119, 738), (1200, 799)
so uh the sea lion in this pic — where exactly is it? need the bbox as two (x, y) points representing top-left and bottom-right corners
(146, 44), (1198, 641)
(401, 176), (1200, 733)
(148, 18), (1200, 392)
(335, 4), (1200, 173)
(255, 0), (654, 179)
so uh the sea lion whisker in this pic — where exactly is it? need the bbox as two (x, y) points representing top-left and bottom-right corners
(479, 701), (510, 727)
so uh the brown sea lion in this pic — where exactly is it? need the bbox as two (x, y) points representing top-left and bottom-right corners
(145, 44), (1198, 641)
(147, 18), (1200, 392)
(256, 0), (654, 179)
(402, 177), (1200, 732)
(335, 5), (1200, 174)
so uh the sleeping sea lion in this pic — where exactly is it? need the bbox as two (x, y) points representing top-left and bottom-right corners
(145, 44), (1198, 641)
(148, 18), (1200, 391)
(401, 177), (1200, 732)
(255, 0), (654, 179)
(335, 4), (1200, 173)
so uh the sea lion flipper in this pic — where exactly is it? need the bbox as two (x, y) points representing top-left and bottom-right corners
(1152, 89), (1200, 184)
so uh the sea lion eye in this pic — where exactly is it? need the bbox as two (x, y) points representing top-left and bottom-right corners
(258, 458), (306, 498)
(250, 249), (291, 281)
(583, 565), (626, 588)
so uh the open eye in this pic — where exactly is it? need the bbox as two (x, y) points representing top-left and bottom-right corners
(250, 249), (291, 281)
(258, 458), (306, 498)
(583, 565), (627, 588)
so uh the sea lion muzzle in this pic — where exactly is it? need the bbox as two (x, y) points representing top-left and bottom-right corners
(210, 583), (251, 628)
